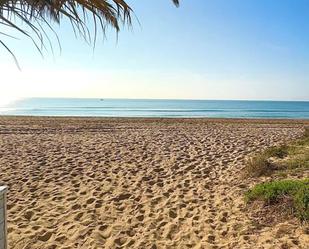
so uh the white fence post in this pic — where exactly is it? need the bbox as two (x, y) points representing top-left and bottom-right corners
(0, 186), (8, 249)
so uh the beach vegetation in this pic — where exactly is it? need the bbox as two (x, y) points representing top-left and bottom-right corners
(246, 154), (273, 177)
(245, 127), (309, 177)
(245, 179), (309, 221)
(304, 127), (309, 138)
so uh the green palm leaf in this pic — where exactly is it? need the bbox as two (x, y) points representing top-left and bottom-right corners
(0, 0), (132, 54)
(0, 0), (179, 62)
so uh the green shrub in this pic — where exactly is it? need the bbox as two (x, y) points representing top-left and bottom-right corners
(293, 185), (309, 221)
(245, 179), (309, 221)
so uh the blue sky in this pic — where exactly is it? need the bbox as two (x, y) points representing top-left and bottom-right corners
(0, 0), (309, 102)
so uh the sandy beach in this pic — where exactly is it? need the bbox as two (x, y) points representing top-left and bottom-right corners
(0, 117), (308, 249)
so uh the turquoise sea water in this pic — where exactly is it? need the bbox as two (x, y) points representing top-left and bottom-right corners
(0, 98), (308, 119)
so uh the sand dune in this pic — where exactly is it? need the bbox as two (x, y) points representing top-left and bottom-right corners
(0, 117), (308, 248)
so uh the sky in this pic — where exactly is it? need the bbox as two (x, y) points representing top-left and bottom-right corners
(0, 0), (309, 103)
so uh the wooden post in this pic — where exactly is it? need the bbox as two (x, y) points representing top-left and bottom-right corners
(0, 186), (8, 249)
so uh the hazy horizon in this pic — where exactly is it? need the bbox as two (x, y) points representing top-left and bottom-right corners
(4, 97), (309, 102)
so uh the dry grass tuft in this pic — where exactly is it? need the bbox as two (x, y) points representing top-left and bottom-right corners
(246, 154), (273, 177)
(304, 127), (309, 138)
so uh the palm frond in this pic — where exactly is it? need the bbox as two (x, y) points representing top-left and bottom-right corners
(172, 0), (180, 7)
(0, 0), (180, 64)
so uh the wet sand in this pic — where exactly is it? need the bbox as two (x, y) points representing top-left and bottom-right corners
(0, 117), (308, 249)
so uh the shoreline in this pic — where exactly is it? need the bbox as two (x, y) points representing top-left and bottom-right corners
(1, 115), (309, 122)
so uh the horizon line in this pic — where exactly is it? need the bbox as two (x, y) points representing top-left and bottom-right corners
(13, 97), (309, 102)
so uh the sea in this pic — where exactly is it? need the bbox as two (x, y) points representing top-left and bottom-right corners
(0, 98), (308, 119)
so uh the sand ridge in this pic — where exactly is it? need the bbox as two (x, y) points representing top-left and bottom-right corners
(0, 117), (308, 248)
